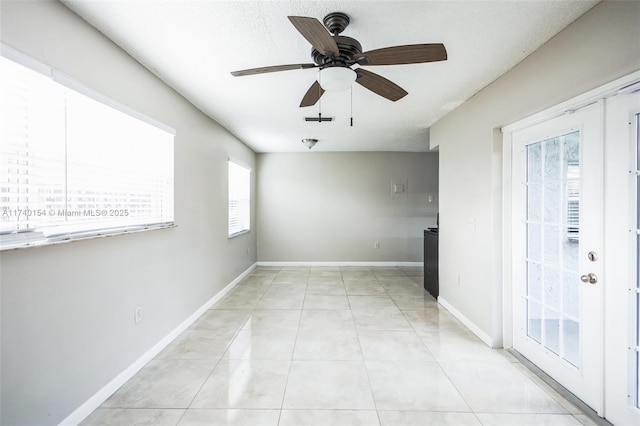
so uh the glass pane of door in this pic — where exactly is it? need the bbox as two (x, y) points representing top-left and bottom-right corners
(526, 131), (580, 367)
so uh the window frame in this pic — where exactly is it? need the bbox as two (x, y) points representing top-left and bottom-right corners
(227, 159), (251, 238)
(0, 44), (176, 250)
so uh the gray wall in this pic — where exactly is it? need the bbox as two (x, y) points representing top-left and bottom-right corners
(430, 0), (640, 345)
(257, 152), (438, 262)
(0, 2), (256, 425)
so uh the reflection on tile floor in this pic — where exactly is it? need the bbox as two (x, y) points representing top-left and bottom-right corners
(82, 266), (593, 425)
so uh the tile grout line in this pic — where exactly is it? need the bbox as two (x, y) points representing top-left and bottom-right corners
(277, 272), (309, 421)
(433, 356), (480, 423)
(349, 268), (385, 424)
(181, 296), (256, 415)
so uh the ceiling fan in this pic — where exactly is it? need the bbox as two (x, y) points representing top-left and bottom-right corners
(231, 12), (447, 107)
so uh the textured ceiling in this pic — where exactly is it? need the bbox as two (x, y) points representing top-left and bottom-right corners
(62, 0), (598, 152)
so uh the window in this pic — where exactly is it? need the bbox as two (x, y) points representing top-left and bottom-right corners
(228, 160), (250, 237)
(0, 48), (174, 250)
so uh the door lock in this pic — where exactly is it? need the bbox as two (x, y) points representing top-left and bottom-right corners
(580, 273), (598, 284)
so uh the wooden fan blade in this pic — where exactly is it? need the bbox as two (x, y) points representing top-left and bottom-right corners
(288, 16), (340, 57)
(355, 68), (408, 102)
(231, 63), (316, 77)
(300, 80), (325, 107)
(355, 43), (447, 66)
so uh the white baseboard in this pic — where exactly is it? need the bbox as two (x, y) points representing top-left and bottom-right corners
(437, 296), (495, 347)
(257, 261), (423, 267)
(59, 263), (257, 426)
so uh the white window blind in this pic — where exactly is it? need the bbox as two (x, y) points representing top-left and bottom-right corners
(228, 160), (250, 237)
(0, 51), (174, 250)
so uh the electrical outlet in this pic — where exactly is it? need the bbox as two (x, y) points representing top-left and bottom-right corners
(374, 242), (380, 249)
(134, 306), (142, 323)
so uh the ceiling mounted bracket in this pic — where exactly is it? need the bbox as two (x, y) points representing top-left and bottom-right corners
(323, 12), (350, 35)
(304, 116), (334, 122)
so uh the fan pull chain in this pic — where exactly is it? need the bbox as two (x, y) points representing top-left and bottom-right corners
(350, 85), (354, 126)
(318, 72), (322, 124)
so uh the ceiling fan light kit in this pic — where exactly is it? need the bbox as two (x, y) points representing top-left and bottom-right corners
(301, 138), (318, 149)
(318, 66), (356, 92)
(231, 11), (447, 108)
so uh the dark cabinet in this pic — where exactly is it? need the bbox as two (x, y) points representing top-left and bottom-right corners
(423, 228), (438, 298)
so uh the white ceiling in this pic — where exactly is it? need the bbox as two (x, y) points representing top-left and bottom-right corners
(62, 0), (598, 153)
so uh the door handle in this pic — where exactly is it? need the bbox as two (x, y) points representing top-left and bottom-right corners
(580, 273), (597, 284)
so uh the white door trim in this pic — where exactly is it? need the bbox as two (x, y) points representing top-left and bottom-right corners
(502, 71), (640, 134)
(602, 91), (640, 426)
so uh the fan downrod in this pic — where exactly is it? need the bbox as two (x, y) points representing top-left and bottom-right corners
(323, 12), (350, 35)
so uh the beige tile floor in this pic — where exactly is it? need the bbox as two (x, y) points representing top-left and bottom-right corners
(82, 266), (597, 426)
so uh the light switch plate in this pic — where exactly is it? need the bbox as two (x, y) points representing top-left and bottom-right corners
(391, 180), (408, 197)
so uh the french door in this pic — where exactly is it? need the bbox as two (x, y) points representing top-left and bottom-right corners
(603, 89), (640, 426)
(511, 103), (604, 414)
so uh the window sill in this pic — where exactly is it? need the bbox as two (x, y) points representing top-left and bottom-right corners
(228, 229), (250, 239)
(0, 223), (176, 251)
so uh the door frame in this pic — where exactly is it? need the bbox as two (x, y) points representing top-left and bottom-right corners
(501, 70), (640, 420)
(602, 89), (640, 426)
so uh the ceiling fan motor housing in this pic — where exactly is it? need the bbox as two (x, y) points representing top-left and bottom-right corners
(311, 12), (362, 68)
(312, 36), (362, 67)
